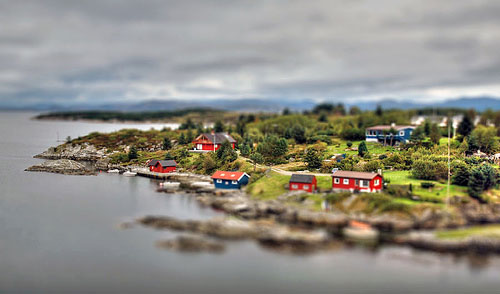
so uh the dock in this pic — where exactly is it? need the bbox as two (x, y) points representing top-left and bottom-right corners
(136, 169), (212, 182)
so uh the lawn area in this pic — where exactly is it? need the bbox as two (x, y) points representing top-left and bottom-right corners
(325, 140), (396, 157)
(316, 175), (333, 190)
(246, 171), (290, 200)
(435, 225), (500, 240)
(384, 170), (468, 202)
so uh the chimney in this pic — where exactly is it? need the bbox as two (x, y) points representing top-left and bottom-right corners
(377, 168), (383, 176)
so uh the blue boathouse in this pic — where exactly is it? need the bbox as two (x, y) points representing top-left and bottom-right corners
(211, 171), (250, 189)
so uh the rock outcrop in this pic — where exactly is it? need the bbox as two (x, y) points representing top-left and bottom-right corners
(35, 143), (106, 161)
(25, 159), (94, 175)
(156, 235), (225, 253)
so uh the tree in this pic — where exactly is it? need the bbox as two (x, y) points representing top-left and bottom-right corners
(236, 120), (246, 137)
(256, 135), (288, 163)
(452, 162), (470, 186)
(239, 143), (251, 156)
(472, 126), (498, 154)
(214, 120), (224, 132)
(375, 105), (383, 116)
(349, 106), (361, 115)
(305, 149), (322, 169)
(468, 167), (486, 200)
(480, 164), (497, 190)
(458, 113), (474, 137)
(318, 113), (328, 122)
(186, 129), (194, 143)
(66, 136), (72, 143)
(282, 108), (291, 115)
(424, 120), (431, 136)
(410, 126), (425, 143)
(388, 127), (397, 146)
(162, 137), (172, 150)
(430, 123), (441, 145)
(216, 140), (237, 163)
(346, 141), (353, 148)
(466, 134), (480, 155)
(128, 146), (138, 161)
(178, 133), (187, 145)
(203, 153), (217, 174)
(250, 152), (264, 171)
(358, 141), (368, 157)
(285, 124), (307, 144)
(164, 152), (174, 160)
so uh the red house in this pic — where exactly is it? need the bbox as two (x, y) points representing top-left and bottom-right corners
(148, 159), (177, 173)
(289, 174), (317, 193)
(332, 171), (383, 193)
(192, 132), (236, 151)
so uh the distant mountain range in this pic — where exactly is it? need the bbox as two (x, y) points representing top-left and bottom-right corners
(3, 96), (500, 112)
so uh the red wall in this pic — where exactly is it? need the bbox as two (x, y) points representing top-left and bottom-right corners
(150, 165), (176, 173)
(196, 143), (235, 151)
(289, 178), (317, 193)
(332, 175), (383, 192)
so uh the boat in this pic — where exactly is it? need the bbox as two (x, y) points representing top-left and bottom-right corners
(343, 220), (379, 241)
(123, 171), (137, 177)
(107, 169), (120, 173)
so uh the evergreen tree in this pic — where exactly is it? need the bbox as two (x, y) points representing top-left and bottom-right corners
(282, 108), (291, 115)
(305, 149), (322, 169)
(318, 113), (328, 122)
(375, 105), (383, 116)
(466, 134), (480, 155)
(178, 133), (187, 145)
(458, 113), (474, 137)
(452, 162), (470, 186)
(468, 168), (486, 200)
(424, 120), (431, 136)
(186, 129), (194, 143)
(239, 143), (251, 156)
(236, 120), (246, 137)
(358, 141), (368, 157)
(214, 120), (224, 132)
(480, 164), (497, 190)
(349, 106), (361, 115)
(249, 152), (264, 171)
(128, 146), (138, 160)
(430, 123), (441, 145)
(410, 126), (425, 143)
(164, 152), (174, 160)
(162, 137), (172, 150)
(216, 140), (237, 163)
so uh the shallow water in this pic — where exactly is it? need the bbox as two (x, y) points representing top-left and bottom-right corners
(1, 111), (500, 294)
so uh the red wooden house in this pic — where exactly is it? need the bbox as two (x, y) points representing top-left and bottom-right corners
(148, 159), (177, 173)
(332, 171), (383, 193)
(289, 174), (317, 193)
(192, 132), (236, 151)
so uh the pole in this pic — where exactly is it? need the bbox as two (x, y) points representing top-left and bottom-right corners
(447, 116), (451, 207)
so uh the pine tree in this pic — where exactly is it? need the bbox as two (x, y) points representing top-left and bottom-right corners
(468, 168), (486, 200)
(305, 149), (322, 169)
(249, 152), (264, 171)
(178, 133), (187, 145)
(128, 146), (138, 160)
(430, 123), (441, 145)
(458, 114), (474, 137)
(214, 120), (224, 132)
(162, 137), (172, 150)
(358, 141), (368, 157)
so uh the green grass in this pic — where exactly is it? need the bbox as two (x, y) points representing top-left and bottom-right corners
(384, 170), (468, 202)
(436, 225), (500, 240)
(246, 171), (290, 200)
(325, 140), (396, 157)
(316, 176), (333, 190)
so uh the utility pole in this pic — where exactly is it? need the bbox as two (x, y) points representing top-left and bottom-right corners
(447, 114), (451, 208)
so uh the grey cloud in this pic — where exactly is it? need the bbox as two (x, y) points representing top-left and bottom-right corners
(0, 0), (499, 107)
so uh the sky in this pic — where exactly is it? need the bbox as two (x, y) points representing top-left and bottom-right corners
(1, 0), (500, 107)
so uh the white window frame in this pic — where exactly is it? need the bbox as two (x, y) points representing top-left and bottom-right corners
(334, 178), (340, 184)
(343, 178), (349, 185)
(291, 184), (298, 189)
(374, 179), (380, 186)
(197, 144), (202, 150)
(216, 179), (222, 183)
(399, 131), (404, 136)
(361, 180), (369, 187)
(232, 180), (238, 184)
(303, 185), (309, 190)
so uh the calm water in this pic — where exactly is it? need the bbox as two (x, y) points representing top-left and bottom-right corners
(1, 112), (500, 294)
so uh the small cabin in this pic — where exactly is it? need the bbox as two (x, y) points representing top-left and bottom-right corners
(332, 170), (383, 193)
(148, 159), (177, 173)
(289, 174), (317, 193)
(211, 171), (250, 189)
(192, 132), (236, 151)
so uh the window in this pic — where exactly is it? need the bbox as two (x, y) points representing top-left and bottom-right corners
(225, 181), (229, 185)
(197, 144), (202, 150)
(304, 185), (309, 190)
(291, 184), (298, 189)
(216, 179), (222, 183)
(343, 178), (349, 185)
(355, 179), (359, 186)
(399, 131), (404, 136)
(361, 180), (369, 187)
(366, 131), (370, 136)
(334, 178), (340, 184)
(374, 179), (380, 186)
(232, 180), (238, 184)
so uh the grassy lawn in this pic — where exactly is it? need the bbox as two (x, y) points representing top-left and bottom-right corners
(384, 170), (468, 202)
(246, 171), (290, 200)
(436, 225), (500, 240)
(326, 140), (396, 157)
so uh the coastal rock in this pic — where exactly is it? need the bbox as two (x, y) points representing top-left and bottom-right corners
(34, 143), (106, 161)
(25, 159), (94, 175)
(156, 235), (225, 253)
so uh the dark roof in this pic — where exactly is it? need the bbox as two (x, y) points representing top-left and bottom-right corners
(290, 174), (315, 184)
(332, 171), (380, 180)
(148, 159), (159, 166)
(156, 160), (177, 167)
(201, 133), (236, 144)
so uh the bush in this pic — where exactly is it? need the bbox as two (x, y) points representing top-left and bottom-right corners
(386, 184), (412, 198)
(420, 182), (435, 189)
(412, 159), (447, 180)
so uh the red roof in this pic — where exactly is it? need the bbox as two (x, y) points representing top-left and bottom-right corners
(366, 125), (415, 131)
(332, 170), (381, 180)
(211, 171), (248, 181)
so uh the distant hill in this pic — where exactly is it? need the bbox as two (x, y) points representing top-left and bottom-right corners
(3, 96), (500, 112)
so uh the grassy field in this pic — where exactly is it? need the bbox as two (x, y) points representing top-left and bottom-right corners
(384, 170), (468, 202)
(325, 141), (396, 157)
(436, 225), (500, 240)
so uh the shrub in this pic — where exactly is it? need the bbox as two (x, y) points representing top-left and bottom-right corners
(420, 182), (435, 189)
(411, 159), (447, 180)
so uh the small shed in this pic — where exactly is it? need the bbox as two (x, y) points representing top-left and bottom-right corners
(148, 160), (177, 173)
(211, 171), (250, 189)
(289, 174), (317, 193)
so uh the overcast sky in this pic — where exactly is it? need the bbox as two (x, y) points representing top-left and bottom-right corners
(1, 0), (500, 107)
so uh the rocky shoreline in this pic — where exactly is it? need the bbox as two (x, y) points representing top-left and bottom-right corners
(25, 159), (95, 175)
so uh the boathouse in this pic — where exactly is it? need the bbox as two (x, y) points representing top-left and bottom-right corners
(289, 174), (317, 193)
(192, 132), (236, 151)
(148, 159), (177, 173)
(211, 171), (250, 189)
(332, 170), (383, 193)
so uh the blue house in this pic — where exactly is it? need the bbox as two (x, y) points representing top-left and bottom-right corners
(211, 171), (250, 189)
(365, 125), (415, 145)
